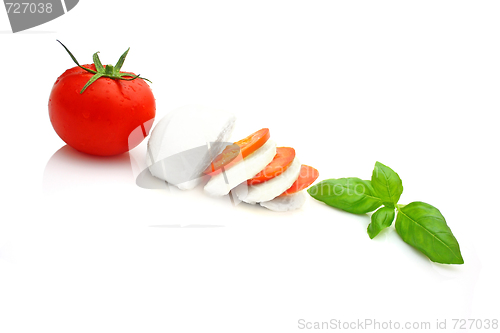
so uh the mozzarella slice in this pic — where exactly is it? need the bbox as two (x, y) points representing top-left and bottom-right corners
(259, 190), (307, 212)
(147, 105), (236, 190)
(236, 158), (301, 204)
(204, 139), (277, 196)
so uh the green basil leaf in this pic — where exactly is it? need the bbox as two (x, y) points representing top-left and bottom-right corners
(307, 178), (382, 214)
(367, 206), (396, 239)
(395, 202), (464, 264)
(371, 162), (403, 206)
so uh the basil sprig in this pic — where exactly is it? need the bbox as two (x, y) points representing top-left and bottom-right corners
(307, 162), (464, 265)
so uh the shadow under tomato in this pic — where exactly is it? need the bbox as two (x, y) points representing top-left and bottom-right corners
(43, 145), (139, 193)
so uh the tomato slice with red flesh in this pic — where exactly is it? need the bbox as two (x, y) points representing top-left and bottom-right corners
(204, 128), (270, 174)
(204, 144), (241, 174)
(279, 165), (319, 196)
(247, 147), (295, 185)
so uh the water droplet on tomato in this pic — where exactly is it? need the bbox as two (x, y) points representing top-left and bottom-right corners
(82, 112), (90, 119)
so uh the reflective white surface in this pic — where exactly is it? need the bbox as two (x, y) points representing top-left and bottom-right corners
(1, 1), (499, 332)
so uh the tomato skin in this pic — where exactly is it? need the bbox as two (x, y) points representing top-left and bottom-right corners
(280, 165), (319, 196)
(48, 64), (156, 156)
(247, 147), (295, 185)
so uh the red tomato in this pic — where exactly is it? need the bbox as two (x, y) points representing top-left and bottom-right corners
(49, 63), (156, 156)
(280, 165), (319, 196)
(204, 128), (270, 174)
(247, 147), (295, 185)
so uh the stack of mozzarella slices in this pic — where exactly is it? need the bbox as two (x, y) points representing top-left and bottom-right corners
(146, 106), (318, 211)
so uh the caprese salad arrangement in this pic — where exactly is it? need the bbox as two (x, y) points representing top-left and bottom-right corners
(48, 42), (464, 265)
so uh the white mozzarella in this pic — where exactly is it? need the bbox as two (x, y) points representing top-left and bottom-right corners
(204, 139), (277, 196)
(236, 158), (301, 204)
(146, 105), (236, 190)
(259, 190), (307, 212)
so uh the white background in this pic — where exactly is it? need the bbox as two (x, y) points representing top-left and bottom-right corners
(1, 1), (499, 332)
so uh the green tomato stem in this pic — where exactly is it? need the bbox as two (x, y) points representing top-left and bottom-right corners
(57, 40), (151, 94)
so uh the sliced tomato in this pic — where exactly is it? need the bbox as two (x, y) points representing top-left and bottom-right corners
(247, 147), (295, 185)
(204, 144), (241, 174)
(204, 128), (270, 174)
(234, 128), (270, 158)
(279, 165), (319, 196)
